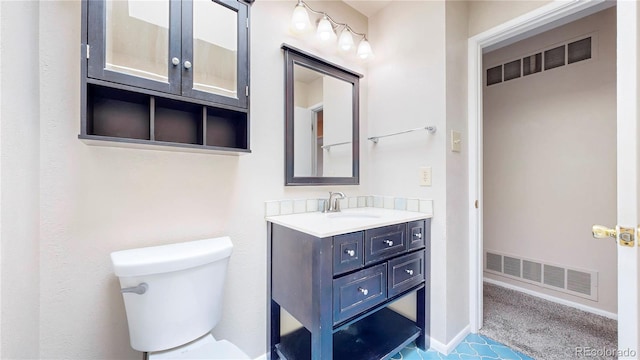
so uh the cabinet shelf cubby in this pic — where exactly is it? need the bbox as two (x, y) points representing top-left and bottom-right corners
(82, 83), (250, 154)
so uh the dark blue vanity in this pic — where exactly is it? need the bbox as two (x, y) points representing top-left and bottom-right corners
(267, 209), (431, 359)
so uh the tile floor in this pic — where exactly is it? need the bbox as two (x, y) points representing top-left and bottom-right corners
(392, 333), (534, 360)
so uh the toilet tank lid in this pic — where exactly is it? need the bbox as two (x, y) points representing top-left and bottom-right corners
(110, 237), (233, 277)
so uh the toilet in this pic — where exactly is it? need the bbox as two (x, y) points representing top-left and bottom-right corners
(110, 236), (250, 359)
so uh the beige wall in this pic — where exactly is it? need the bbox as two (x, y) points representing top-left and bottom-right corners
(468, 0), (552, 37)
(483, 7), (617, 313)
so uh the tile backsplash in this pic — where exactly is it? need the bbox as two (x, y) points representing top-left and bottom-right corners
(264, 195), (434, 217)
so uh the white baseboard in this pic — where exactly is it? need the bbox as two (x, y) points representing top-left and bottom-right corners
(428, 325), (470, 355)
(484, 278), (618, 320)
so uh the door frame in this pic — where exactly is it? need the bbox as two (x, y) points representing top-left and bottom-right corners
(467, 0), (617, 332)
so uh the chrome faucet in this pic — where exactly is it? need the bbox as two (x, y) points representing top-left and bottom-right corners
(324, 191), (346, 212)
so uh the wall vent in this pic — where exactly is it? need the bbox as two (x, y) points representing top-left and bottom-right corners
(486, 252), (502, 272)
(484, 250), (597, 301)
(486, 34), (594, 86)
(504, 256), (521, 277)
(522, 260), (542, 282)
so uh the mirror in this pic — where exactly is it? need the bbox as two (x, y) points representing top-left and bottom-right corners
(283, 45), (361, 186)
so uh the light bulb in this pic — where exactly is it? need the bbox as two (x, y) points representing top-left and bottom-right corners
(338, 29), (354, 51)
(291, 3), (311, 33)
(357, 38), (374, 60)
(316, 16), (335, 42)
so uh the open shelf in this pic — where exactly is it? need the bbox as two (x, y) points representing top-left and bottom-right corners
(88, 86), (150, 140)
(275, 308), (421, 360)
(82, 83), (249, 154)
(155, 98), (203, 145)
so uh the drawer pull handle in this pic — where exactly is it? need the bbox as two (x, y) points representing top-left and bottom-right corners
(405, 269), (414, 276)
(414, 233), (422, 239)
(358, 287), (369, 296)
(345, 249), (355, 257)
(384, 239), (394, 247)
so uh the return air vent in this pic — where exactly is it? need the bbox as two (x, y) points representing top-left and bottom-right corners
(484, 250), (597, 301)
(486, 34), (594, 86)
(503, 256), (521, 277)
(486, 252), (502, 272)
(543, 264), (565, 289)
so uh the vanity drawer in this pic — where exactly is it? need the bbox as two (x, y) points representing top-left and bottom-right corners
(388, 250), (425, 297)
(408, 220), (426, 250)
(333, 263), (387, 324)
(364, 224), (407, 265)
(333, 232), (364, 275)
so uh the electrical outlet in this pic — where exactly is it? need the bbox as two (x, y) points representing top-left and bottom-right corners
(419, 167), (432, 186)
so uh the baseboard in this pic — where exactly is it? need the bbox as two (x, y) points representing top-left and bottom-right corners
(484, 278), (617, 320)
(429, 325), (471, 355)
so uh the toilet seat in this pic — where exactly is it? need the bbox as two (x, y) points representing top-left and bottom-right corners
(148, 334), (250, 360)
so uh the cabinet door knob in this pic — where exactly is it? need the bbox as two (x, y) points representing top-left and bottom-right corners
(345, 249), (355, 257)
(414, 233), (422, 239)
(405, 269), (414, 276)
(358, 287), (368, 296)
(172, 57), (180, 66)
(384, 239), (394, 247)
(183, 60), (192, 69)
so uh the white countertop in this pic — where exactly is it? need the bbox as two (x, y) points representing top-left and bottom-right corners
(266, 207), (432, 238)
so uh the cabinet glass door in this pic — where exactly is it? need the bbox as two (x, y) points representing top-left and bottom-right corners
(105, 0), (169, 82)
(181, 0), (248, 108)
(88, 0), (180, 94)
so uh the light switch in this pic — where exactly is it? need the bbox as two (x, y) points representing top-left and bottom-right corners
(419, 167), (432, 187)
(451, 131), (462, 152)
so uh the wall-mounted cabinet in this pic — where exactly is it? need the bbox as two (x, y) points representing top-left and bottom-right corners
(80, 0), (251, 154)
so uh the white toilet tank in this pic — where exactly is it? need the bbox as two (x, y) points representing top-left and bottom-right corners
(110, 237), (233, 352)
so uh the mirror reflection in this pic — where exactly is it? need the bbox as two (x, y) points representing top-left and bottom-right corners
(293, 65), (353, 177)
(284, 44), (361, 186)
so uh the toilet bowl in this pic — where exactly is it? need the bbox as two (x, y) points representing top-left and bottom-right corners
(149, 334), (248, 360)
(110, 237), (249, 360)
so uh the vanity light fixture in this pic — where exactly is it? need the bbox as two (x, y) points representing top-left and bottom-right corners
(290, 0), (374, 59)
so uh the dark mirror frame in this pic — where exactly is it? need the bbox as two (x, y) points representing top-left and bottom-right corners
(282, 44), (362, 186)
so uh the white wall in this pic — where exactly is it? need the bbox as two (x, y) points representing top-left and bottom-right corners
(482, 7), (617, 313)
(30, 1), (368, 359)
(367, 0), (471, 347)
(1, 1), (40, 358)
(1, 0), (598, 357)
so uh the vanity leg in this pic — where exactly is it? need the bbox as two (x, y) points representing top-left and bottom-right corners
(269, 300), (281, 359)
(416, 287), (427, 350)
(310, 325), (332, 360)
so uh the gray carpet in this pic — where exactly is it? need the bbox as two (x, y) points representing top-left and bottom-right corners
(479, 283), (617, 360)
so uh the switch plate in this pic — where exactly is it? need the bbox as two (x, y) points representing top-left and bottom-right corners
(451, 130), (461, 152)
(419, 167), (432, 186)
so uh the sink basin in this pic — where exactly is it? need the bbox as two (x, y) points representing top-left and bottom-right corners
(326, 212), (381, 219)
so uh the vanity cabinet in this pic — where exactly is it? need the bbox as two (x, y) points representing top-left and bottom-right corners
(79, 0), (251, 154)
(267, 219), (431, 360)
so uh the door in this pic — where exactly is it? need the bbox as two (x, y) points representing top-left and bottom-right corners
(469, 1), (640, 356)
(594, 2), (639, 357)
(599, 2), (640, 358)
